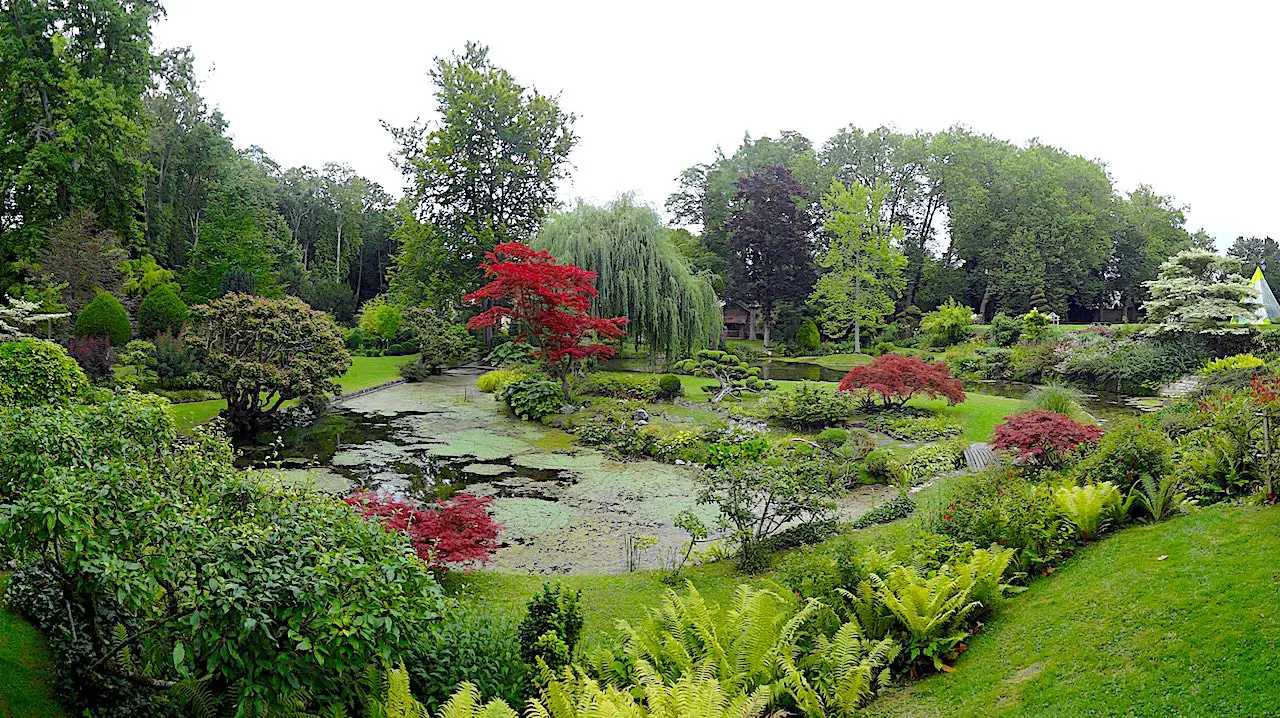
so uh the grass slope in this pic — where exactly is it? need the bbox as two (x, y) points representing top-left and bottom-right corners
(170, 354), (417, 432)
(870, 505), (1280, 717)
(0, 577), (65, 718)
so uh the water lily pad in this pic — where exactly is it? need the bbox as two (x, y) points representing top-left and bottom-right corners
(464, 463), (514, 477)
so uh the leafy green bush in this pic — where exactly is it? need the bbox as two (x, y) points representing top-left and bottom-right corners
(903, 437), (968, 483)
(1200, 353), (1264, 376)
(1075, 418), (1174, 488)
(407, 602), (526, 710)
(761, 381), (856, 429)
(868, 412), (962, 441)
(919, 298), (973, 347)
(344, 328), (365, 350)
(477, 368), (527, 393)
(862, 449), (904, 484)
(657, 373), (683, 399)
(497, 376), (565, 420)
(517, 582), (583, 677)
(850, 493), (916, 529)
(794, 318), (820, 353)
(988, 312), (1023, 346)
(1020, 308), (1052, 341)
(926, 469), (1073, 575)
(580, 372), (661, 400)
(0, 339), (88, 406)
(136, 284), (189, 338)
(74, 290), (132, 346)
(1008, 340), (1061, 382)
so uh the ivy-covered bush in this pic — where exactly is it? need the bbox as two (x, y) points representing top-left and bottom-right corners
(136, 284), (189, 338)
(761, 381), (857, 429)
(903, 437), (969, 483)
(868, 411), (962, 441)
(74, 290), (132, 346)
(0, 338), (88, 406)
(497, 376), (565, 420)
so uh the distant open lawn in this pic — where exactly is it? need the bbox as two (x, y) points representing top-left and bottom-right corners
(668, 373), (1023, 442)
(869, 505), (1280, 717)
(170, 354), (418, 432)
(446, 561), (749, 641)
(0, 576), (65, 718)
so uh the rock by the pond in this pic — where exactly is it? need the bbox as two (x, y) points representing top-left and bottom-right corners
(634, 408), (650, 422)
(559, 404), (578, 415)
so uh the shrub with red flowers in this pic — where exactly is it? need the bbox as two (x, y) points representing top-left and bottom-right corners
(344, 491), (503, 569)
(993, 409), (1103, 467)
(837, 353), (966, 408)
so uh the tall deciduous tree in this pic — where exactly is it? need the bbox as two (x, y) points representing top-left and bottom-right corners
(386, 42), (576, 300)
(532, 197), (721, 361)
(810, 179), (907, 352)
(1228, 235), (1280, 287)
(465, 242), (626, 398)
(725, 165), (816, 347)
(1, 0), (159, 286)
(1109, 185), (1195, 321)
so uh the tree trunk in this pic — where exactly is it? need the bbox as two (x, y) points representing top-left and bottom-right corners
(853, 274), (862, 354)
(762, 318), (771, 348)
(334, 212), (343, 279)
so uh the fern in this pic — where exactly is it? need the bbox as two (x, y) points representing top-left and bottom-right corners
(1054, 481), (1122, 540)
(874, 566), (980, 672)
(529, 661), (768, 718)
(804, 621), (900, 716)
(1129, 472), (1195, 522)
(171, 677), (226, 718)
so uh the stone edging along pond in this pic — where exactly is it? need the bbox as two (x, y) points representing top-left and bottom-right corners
(332, 378), (406, 405)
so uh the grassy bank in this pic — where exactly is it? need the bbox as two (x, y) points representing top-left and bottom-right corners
(170, 354), (418, 432)
(869, 505), (1280, 717)
(0, 576), (65, 718)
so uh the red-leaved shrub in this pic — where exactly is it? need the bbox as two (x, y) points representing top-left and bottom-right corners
(344, 491), (502, 569)
(66, 336), (114, 381)
(838, 353), (966, 407)
(992, 409), (1103, 466)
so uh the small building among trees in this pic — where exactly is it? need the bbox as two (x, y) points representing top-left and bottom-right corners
(722, 300), (760, 340)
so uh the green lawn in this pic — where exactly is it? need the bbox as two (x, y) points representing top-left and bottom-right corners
(0, 577), (65, 718)
(170, 354), (417, 432)
(869, 505), (1280, 717)
(446, 561), (749, 641)
(773, 352), (873, 372)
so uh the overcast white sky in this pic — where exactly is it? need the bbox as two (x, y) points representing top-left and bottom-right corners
(154, 0), (1279, 248)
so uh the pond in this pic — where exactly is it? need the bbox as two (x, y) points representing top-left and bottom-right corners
(238, 371), (895, 574)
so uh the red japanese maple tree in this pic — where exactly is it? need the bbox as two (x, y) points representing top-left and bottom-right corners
(993, 409), (1103, 467)
(837, 353), (966, 408)
(344, 491), (503, 569)
(465, 242), (627, 397)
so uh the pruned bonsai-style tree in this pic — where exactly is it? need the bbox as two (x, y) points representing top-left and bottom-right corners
(674, 349), (776, 403)
(189, 294), (352, 434)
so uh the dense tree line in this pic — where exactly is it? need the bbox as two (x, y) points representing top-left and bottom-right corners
(668, 126), (1216, 324)
(1, 2), (399, 322)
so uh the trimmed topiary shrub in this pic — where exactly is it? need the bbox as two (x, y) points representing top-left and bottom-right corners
(136, 284), (189, 338)
(0, 339), (89, 405)
(74, 291), (131, 346)
(794, 318), (820, 353)
(657, 373), (683, 399)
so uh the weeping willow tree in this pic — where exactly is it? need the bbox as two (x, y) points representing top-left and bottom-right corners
(533, 197), (721, 361)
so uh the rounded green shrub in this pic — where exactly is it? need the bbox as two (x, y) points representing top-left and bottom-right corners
(74, 291), (132, 346)
(137, 284), (189, 338)
(657, 373), (684, 399)
(1074, 418), (1173, 487)
(0, 339), (89, 406)
(794, 318), (820, 353)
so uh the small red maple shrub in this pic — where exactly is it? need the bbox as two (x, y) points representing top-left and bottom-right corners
(992, 410), (1103, 467)
(837, 353), (966, 407)
(466, 242), (627, 397)
(344, 491), (502, 569)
